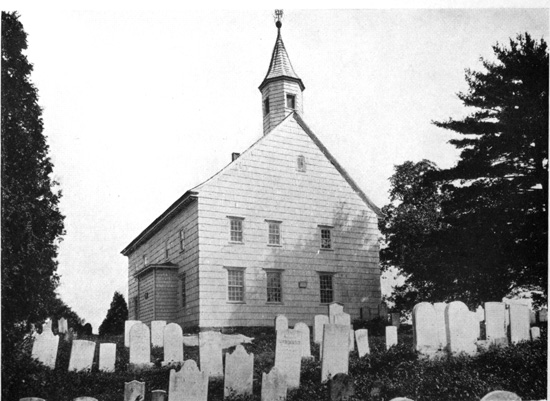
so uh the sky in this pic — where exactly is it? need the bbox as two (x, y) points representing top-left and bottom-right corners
(10, 5), (548, 332)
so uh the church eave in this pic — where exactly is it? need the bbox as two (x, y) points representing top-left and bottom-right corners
(258, 75), (305, 92)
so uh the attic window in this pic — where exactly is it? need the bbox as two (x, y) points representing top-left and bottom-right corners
(264, 98), (270, 116)
(286, 94), (296, 109)
(297, 155), (306, 172)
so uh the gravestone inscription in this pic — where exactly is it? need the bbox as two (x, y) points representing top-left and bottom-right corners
(274, 329), (302, 389)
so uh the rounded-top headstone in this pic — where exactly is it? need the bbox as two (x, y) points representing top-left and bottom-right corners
(480, 390), (521, 400)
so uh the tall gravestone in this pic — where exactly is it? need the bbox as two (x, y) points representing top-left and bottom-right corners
(261, 366), (287, 401)
(169, 361), (208, 401)
(433, 302), (447, 349)
(58, 318), (68, 334)
(151, 320), (167, 348)
(294, 322), (312, 358)
(484, 302), (507, 345)
(446, 301), (477, 355)
(412, 302), (439, 356)
(124, 380), (145, 401)
(314, 315), (329, 344)
(328, 303), (344, 323)
(124, 320), (141, 347)
(385, 326), (398, 350)
(199, 331), (223, 378)
(99, 343), (116, 372)
(224, 345), (253, 397)
(68, 340), (96, 371)
(321, 324), (350, 382)
(274, 328), (302, 389)
(163, 323), (184, 365)
(31, 323), (59, 369)
(275, 315), (288, 332)
(129, 322), (153, 368)
(355, 329), (370, 358)
(509, 303), (530, 343)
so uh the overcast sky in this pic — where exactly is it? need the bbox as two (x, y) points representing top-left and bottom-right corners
(12, 5), (548, 331)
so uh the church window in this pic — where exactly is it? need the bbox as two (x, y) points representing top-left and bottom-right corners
(227, 268), (245, 302)
(266, 271), (282, 303)
(229, 217), (244, 243)
(319, 274), (334, 304)
(297, 155), (306, 172)
(267, 220), (281, 245)
(264, 97), (270, 116)
(286, 94), (296, 109)
(320, 226), (333, 250)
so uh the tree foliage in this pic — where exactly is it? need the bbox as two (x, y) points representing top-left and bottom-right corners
(381, 33), (548, 311)
(1, 12), (65, 345)
(99, 292), (128, 336)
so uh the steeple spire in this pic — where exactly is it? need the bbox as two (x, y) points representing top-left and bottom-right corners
(259, 10), (305, 135)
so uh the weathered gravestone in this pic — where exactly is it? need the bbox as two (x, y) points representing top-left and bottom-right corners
(530, 326), (540, 340)
(509, 303), (530, 344)
(355, 329), (370, 357)
(379, 302), (389, 321)
(224, 345), (253, 397)
(169, 360), (208, 401)
(275, 315), (288, 332)
(445, 301), (477, 355)
(538, 308), (548, 322)
(329, 373), (355, 401)
(314, 315), (329, 344)
(151, 320), (167, 348)
(124, 380), (145, 401)
(31, 323), (59, 369)
(58, 317), (68, 334)
(275, 329), (302, 389)
(294, 322), (312, 358)
(329, 302), (344, 323)
(68, 340), (96, 371)
(261, 366), (287, 401)
(530, 310), (537, 325)
(480, 390), (521, 400)
(129, 322), (153, 368)
(433, 302), (447, 349)
(163, 323), (184, 365)
(391, 312), (401, 328)
(99, 343), (116, 372)
(151, 390), (167, 401)
(412, 302), (438, 356)
(385, 326), (398, 350)
(321, 324), (350, 382)
(199, 331), (223, 377)
(485, 302), (507, 345)
(125, 320), (141, 347)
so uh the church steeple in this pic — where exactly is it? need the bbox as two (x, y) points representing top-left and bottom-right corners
(259, 10), (305, 135)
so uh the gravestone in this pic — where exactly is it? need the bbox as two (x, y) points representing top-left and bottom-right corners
(529, 310), (536, 325)
(333, 313), (351, 327)
(124, 380), (145, 401)
(224, 345), (253, 397)
(329, 303), (344, 323)
(412, 302), (438, 356)
(129, 322), (152, 368)
(355, 329), (370, 357)
(509, 303), (530, 343)
(151, 390), (167, 401)
(391, 312), (401, 328)
(163, 323), (184, 365)
(275, 329), (302, 389)
(58, 318), (68, 334)
(446, 301), (477, 355)
(125, 320), (141, 347)
(480, 390), (521, 400)
(530, 326), (540, 340)
(73, 398), (99, 401)
(43, 319), (53, 333)
(348, 328), (355, 352)
(314, 315), (329, 344)
(99, 343), (116, 372)
(385, 326), (398, 350)
(275, 315), (288, 332)
(68, 340), (96, 371)
(294, 322), (312, 358)
(19, 398), (46, 401)
(261, 366), (287, 401)
(151, 320), (167, 348)
(475, 306), (485, 321)
(484, 302), (507, 345)
(31, 323), (59, 369)
(169, 360), (208, 401)
(379, 302), (388, 321)
(538, 308), (548, 322)
(433, 302), (447, 349)
(199, 331), (223, 377)
(330, 373), (355, 401)
(321, 324), (350, 382)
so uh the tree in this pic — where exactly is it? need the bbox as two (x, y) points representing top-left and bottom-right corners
(99, 292), (128, 336)
(381, 34), (548, 311)
(1, 12), (65, 345)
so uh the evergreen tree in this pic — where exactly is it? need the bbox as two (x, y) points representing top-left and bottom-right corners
(1, 11), (65, 345)
(99, 292), (128, 336)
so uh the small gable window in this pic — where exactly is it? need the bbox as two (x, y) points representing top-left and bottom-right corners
(319, 226), (333, 250)
(286, 94), (296, 109)
(264, 97), (270, 116)
(229, 216), (244, 243)
(297, 155), (306, 172)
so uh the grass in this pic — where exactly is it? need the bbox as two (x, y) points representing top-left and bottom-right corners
(2, 324), (547, 400)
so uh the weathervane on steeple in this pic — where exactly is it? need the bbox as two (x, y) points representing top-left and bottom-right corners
(274, 9), (283, 29)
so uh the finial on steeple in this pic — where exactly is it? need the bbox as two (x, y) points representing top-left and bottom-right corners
(274, 9), (283, 29)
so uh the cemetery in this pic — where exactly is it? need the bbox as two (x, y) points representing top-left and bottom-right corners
(6, 302), (547, 400)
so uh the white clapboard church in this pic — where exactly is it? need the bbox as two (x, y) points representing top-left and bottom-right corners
(121, 15), (383, 330)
